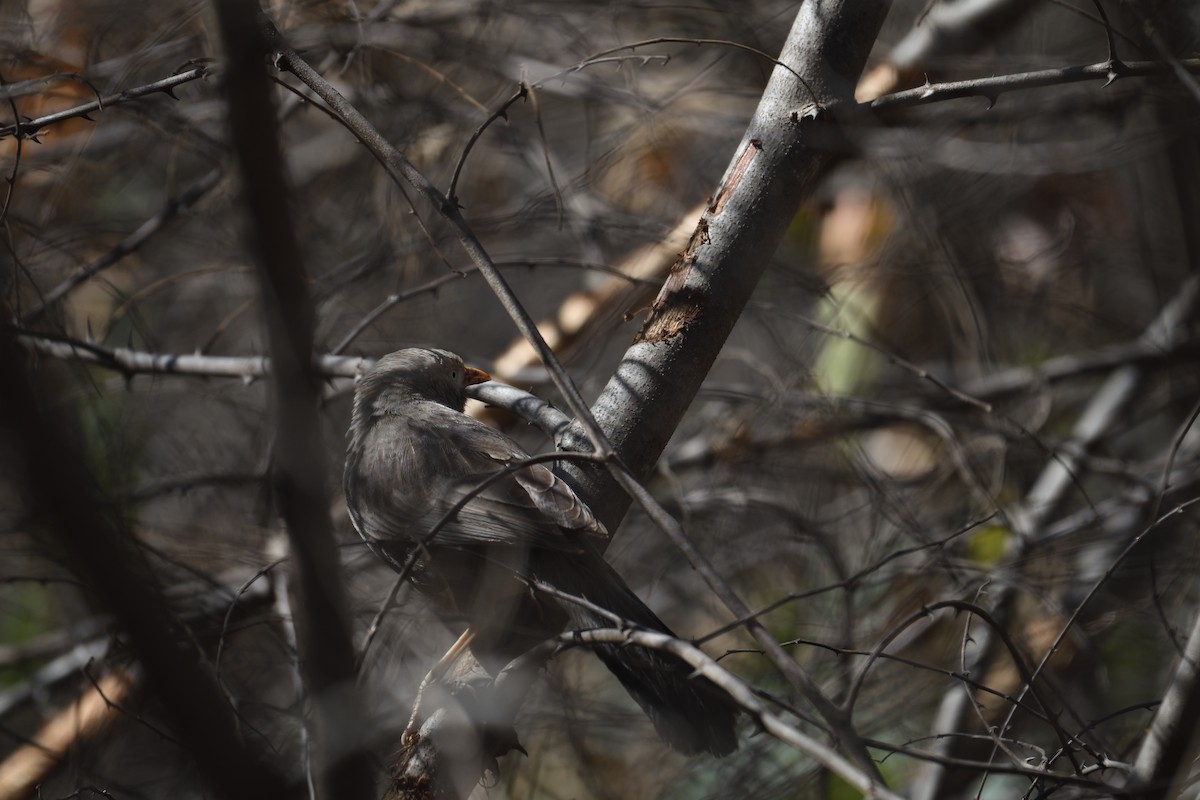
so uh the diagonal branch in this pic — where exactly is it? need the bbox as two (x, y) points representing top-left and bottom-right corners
(0, 66), (210, 141)
(1130, 599), (1200, 797)
(539, 627), (907, 800)
(548, 0), (892, 775)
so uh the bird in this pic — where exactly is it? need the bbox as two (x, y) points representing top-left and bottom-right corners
(343, 347), (738, 756)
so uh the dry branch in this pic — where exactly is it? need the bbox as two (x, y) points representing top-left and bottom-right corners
(211, 3), (372, 798)
(0, 668), (133, 800)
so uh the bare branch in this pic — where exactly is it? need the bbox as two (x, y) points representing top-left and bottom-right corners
(0, 668), (135, 798)
(544, 627), (906, 800)
(867, 58), (1200, 113)
(21, 167), (223, 323)
(0, 66), (211, 141)
(1130, 600), (1200, 796)
(210, 3), (371, 797)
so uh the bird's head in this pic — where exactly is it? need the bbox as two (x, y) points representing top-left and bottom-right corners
(352, 348), (491, 420)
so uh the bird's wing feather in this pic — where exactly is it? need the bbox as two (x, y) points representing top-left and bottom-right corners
(455, 420), (606, 535)
(350, 403), (607, 554)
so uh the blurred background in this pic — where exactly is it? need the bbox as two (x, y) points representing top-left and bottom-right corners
(2, 0), (1199, 797)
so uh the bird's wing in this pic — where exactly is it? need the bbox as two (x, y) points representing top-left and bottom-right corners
(449, 417), (608, 538)
(431, 409), (610, 552)
(350, 403), (608, 555)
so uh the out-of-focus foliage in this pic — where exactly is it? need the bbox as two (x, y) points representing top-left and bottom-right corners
(2, 0), (1199, 798)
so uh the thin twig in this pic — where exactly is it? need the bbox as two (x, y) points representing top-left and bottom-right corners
(582, 37), (813, 98)
(21, 50), (339, 321)
(331, 258), (652, 356)
(354, 450), (605, 671)
(23, 168), (223, 323)
(540, 627), (904, 800)
(0, 66), (211, 140)
(866, 58), (1200, 112)
(912, 276), (1200, 800)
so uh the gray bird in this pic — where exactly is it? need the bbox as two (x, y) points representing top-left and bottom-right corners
(344, 348), (737, 756)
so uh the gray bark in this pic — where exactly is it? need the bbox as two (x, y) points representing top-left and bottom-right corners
(559, 0), (893, 529)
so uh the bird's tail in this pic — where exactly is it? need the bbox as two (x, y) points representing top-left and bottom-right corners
(535, 553), (739, 756)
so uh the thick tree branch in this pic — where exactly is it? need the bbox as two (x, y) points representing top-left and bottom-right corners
(554, 0), (889, 534)
(210, 3), (371, 798)
(530, 0), (892, 780)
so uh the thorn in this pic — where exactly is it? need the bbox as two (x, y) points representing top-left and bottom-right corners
(1104, 58), (1126, 88)
(161, 86), (179, 100)
(80, 112), (95, 121)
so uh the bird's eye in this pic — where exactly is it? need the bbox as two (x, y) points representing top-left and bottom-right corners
(451, 370), (459, 380)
